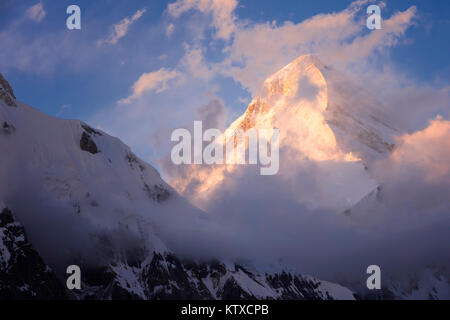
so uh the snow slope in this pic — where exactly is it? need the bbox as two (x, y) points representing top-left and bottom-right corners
(0, 72), (211, 259)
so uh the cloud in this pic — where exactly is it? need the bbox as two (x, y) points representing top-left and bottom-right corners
(0, 25), (95, 73)
(118, 43), (216, 107)
(86, 2), (450, 291)
(100, 0), (443, 173)
(166, 23), (175, 37)
(118, 68), (183, 104)
(166, 1), (419, 95)
(180, 44), (214, 80)
(0, 5), (152, 74)
(353, 70), (450, 133)
(197, 97), (227, 130)
(0, 5), (104, 73)
(375, 116), (450, 184)
(56, 104), (71, 117)
(98, 8), (147, 46)
(218, 3), (417, 93)
(144, 1), (450, 290)
(25, 2), (46, 22)
(168, 0), (238, 40)
(168, 117), (450, 287)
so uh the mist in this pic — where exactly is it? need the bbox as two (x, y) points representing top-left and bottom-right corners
(157, 116), (450, 291)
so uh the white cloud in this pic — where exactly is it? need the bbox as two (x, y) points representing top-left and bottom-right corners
(26, 2), (46, 22)
(119, 68), (183, 104)
(56, 104), (71, 117)
(168, 0), (238, 40)
(98, 8), (147, 46)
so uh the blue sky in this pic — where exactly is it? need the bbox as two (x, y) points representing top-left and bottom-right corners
(0, 0), (449, 167)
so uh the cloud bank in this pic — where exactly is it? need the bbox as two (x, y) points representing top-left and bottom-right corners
(138, 0), (450, 290)
(166, 118), (450, 287)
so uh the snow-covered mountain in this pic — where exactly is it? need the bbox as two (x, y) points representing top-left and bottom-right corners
(0, 71), (356, 300)
(161, 55), (450, 300)
(228, 55), (396, 161)
(173, 55), (396, 211)
(2, 58), (447, 300)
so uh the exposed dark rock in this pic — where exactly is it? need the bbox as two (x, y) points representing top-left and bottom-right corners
(144, 183), (171, 203)
(0, 211), (353, 300)
(2, 121), (15, 135)
(220, 277), (255, 300)
(72, 251), (352, 300)
(81, 124), (102, 136)
(0, 72), (17, 107)
(73, 202), (81, 214)
(125, 152), (145, 172)
(79, 123), (102, 154)
(89, 200), (99, 207)
(0, 208), (68, 299)
(361, 287), (396, 300)
(80, 131), (99, 154)
(143, 253), (212, 299)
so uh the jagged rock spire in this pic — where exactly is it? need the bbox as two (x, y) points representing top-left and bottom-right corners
(0, 72), (17, 107)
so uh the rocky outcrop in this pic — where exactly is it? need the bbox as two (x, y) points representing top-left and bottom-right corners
(0, 188), (349, 300)
(79, 124), (103, 154)
(81, 124), (102, 136)
(144, 183), (171, 203)
(125, 152), (145, 172)
(0, 72), (17, 107)
(2, 121), (15, 135)
(0, 208), (67, 299)
(80, 131), (98, 154)
(80, 125), (100, 155)
(75, 252), (356, 300)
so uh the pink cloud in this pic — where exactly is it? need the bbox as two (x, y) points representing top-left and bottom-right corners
(385, 116), (450, 183)
(119, 68), (183, 104)
(26, 2), (46, 23)
(98, 8), (147, 46)
(168, 0), (238, 40)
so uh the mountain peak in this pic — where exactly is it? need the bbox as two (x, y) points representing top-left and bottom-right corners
(262, 54), (328, 101)
(234, 53), (396, 161)
(0, 72), (17, 107)
(176, 54), (395, 210)
(277, 54), (328, 74)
